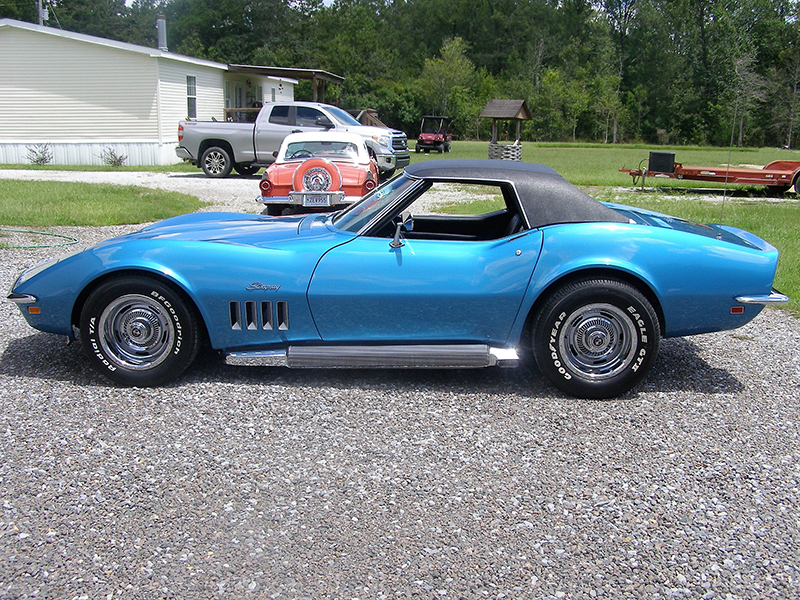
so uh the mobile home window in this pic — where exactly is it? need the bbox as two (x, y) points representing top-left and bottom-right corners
(186, 76), (197, 119)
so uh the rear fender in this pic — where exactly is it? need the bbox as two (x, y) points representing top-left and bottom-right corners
(507, 222), (779, 343)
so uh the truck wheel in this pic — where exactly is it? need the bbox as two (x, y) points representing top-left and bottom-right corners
(234, 163), (260, 176)
(201, 146), (233, 178)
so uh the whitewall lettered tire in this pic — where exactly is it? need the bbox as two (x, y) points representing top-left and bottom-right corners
(79, 276), (201, 386)
(532, 278), (660, 399)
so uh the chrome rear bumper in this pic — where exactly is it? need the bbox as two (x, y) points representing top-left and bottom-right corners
(735, 290), (789, 305)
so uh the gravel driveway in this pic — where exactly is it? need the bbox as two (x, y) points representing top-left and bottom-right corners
(1, 171), (799, 599)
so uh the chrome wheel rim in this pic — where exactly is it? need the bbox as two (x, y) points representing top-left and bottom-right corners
(558, 303), (637, 381)
(97, 294), (174, 371)
(203, 151), (226, 175)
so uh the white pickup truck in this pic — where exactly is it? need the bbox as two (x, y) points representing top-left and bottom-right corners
(176, 101), (410, 178)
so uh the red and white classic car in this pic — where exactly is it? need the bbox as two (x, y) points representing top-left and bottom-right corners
(256, 131), (380, 215)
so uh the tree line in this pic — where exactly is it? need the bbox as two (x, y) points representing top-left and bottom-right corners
(4, 0), (800, 147)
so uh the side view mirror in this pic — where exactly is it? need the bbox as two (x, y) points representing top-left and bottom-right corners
(390, 211), (413, 248)
(316, 116), (335, 129)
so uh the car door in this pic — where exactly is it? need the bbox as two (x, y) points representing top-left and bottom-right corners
(306, 230), (543, 344)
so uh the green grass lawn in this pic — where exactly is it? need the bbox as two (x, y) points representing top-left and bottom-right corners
(0, 180), (204, 227)
(410, 140), (798, 188)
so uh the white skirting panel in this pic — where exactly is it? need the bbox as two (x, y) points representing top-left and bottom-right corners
(0, 141), (183, 166)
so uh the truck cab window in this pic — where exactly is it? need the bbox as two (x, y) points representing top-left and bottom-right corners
(296, 107), (327, 128)
(269, 106), (290, 125)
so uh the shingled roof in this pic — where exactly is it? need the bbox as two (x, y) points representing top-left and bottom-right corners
(479, 99), (532, 120)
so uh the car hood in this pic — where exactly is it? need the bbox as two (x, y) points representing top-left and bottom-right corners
(107, 212), (343, 249)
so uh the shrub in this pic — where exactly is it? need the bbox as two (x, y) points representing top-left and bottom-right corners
(26, 144), (53, 166)
(100, 147), (128, 167)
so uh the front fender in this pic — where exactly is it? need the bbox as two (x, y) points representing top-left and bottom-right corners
(11, 239), (326, 349)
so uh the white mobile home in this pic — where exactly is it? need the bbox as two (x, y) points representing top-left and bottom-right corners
(0, 19), (296, 165)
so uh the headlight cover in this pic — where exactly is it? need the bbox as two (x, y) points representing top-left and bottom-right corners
(13, 249), (83, 288)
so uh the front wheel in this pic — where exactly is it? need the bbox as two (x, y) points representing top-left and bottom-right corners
(79, 276), (201, 386)
(532, 278), (660, 399)
(201, 146), (232, 178)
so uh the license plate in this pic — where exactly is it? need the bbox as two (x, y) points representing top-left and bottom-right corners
(302, 194), (331, 207)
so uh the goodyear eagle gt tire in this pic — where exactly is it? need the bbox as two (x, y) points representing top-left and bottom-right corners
(532, 278), (660, 399)
(80, 276), (201, 386)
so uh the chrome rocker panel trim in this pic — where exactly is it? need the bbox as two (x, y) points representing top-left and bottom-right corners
(225, 345), (520, 369)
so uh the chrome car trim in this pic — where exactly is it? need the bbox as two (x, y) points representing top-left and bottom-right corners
(222, 345), (520, 369)
(287, 344), (514, 369)
(489, 347), (520, 367)
(735, 290), (789, 305)
(225, 350), (287, 367)
(7, 293), (37, 304)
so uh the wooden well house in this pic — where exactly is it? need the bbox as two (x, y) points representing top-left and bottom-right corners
(480, 99), (532, 161)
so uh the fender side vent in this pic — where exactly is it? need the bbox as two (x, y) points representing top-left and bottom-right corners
(277, 301), (289, 330)
(245, 301), (258, 330)
(229, 301), (242, 330)
(231, 300), (286, 331)
(261, 301), (273, 330)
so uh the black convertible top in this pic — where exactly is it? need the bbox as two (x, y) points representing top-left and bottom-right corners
(404, 159), (629, 229)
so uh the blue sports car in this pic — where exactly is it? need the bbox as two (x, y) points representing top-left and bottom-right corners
(7, 160), (787, 398)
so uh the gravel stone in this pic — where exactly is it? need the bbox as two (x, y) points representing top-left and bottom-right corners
(1, 170), (799, 599)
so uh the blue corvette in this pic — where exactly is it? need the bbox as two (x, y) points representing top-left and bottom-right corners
(7, 160), (787, 398)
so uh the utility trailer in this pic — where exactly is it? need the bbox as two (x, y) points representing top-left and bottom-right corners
(620, 151), (800, 194)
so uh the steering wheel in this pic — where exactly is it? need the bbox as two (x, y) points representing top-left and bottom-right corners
(289, 149), (314, 159)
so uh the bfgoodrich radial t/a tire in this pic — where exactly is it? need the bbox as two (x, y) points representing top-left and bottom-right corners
(80, 276), (201, 386)
(532, 278), (660, 399)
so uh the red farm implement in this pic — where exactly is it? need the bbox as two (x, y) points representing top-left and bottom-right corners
(620, 151), (800, 194)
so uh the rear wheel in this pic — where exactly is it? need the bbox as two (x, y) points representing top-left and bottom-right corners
(200, 146), (232, 178)
(262, 204), (290, 216)
(79, 276), (201, 386)
(234, 163), (260, 176)
(532, 278), (660, 399)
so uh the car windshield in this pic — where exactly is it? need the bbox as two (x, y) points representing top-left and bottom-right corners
(332, 174), (421, 233)
(284, 141), (360, 161)
(325, 106), (363, 127)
